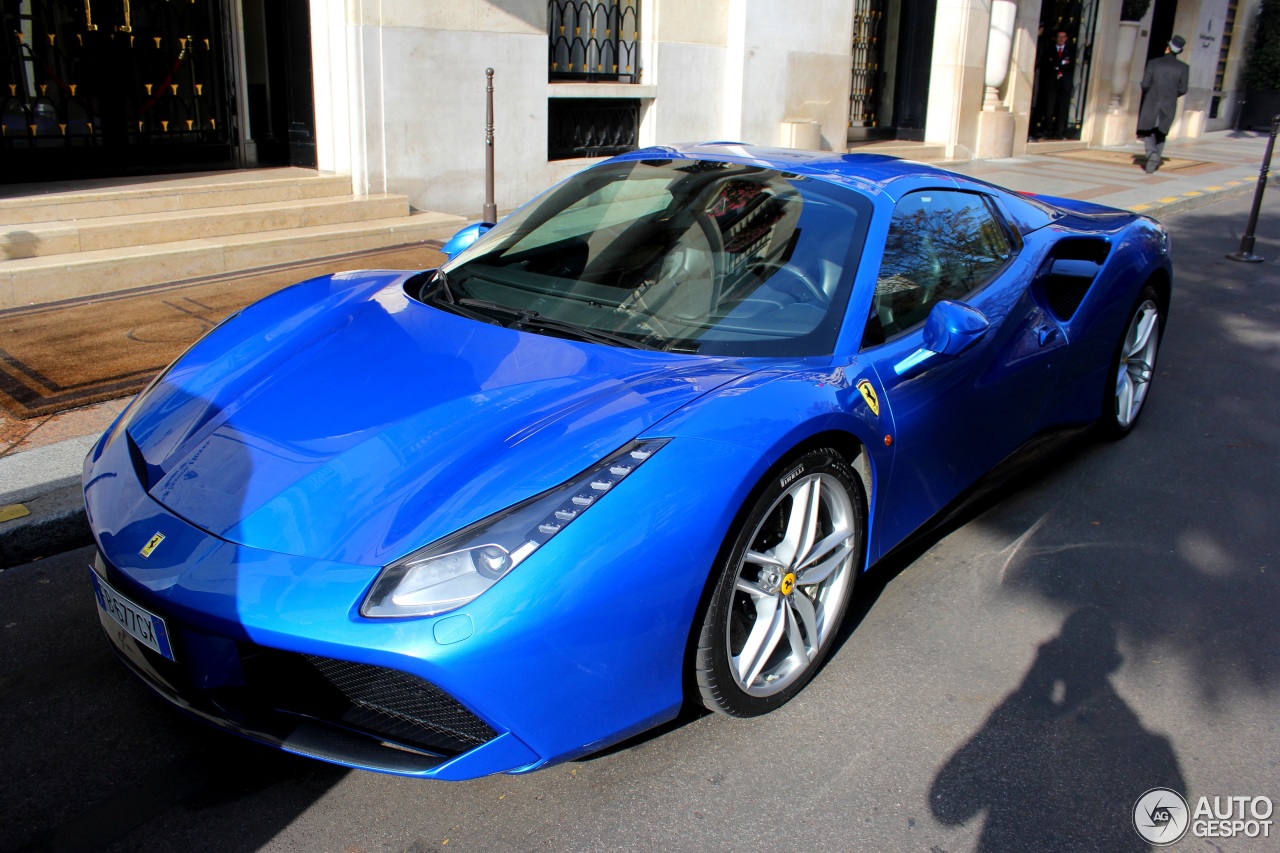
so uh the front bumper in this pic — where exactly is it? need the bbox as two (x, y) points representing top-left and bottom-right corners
(91, 549), (538, 778)
(84, 422), (765, 779)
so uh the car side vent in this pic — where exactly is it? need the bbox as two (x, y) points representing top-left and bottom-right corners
(1045, 274), (1093, 321)
(1040, 238), (1111, 322)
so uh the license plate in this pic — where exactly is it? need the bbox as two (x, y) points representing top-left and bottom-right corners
(89, 569), (176, 662)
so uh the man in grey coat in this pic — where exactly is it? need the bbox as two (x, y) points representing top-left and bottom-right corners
(1137, 35), (1190, 173)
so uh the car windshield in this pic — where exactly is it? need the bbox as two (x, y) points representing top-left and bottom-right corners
(430, 158), (871, 356)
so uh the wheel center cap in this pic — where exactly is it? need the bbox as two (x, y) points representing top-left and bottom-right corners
(780, 572), (796, 596)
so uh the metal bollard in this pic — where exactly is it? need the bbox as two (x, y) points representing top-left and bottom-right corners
(1226, 114), (1278, 263)
(483, 68), (497, 225)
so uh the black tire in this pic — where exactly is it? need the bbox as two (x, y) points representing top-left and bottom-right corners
(1099, 285), (1163, 440)
(694, 447), (866, 717)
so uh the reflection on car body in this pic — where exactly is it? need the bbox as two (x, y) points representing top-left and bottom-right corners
(83, 143), (1172, 780)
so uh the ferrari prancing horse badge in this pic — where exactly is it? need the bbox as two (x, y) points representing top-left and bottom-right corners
(140, 532), (165, 558)
(856, 379), (880, 417)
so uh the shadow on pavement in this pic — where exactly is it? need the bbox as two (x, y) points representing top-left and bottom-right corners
(918, 198), (1278, 848)
(930, 608), (1185, 851)
(0, 547), (346, 853)
(987, 202), (1280, 700)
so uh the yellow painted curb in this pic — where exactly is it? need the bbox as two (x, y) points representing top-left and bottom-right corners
(0, 504), (31, 523)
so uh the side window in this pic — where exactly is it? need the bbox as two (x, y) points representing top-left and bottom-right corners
(863, 190), (1013, 345)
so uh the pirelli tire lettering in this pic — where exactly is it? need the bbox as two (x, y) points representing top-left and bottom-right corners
(779, 464), (805, 489)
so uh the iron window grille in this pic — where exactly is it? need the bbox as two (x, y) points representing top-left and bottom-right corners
(549, 0), (640, 83)
(548, 97), (639, 160)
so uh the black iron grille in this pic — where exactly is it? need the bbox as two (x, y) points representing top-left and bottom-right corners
(548, 97), (639, 160)
(548, 0), (640, 83)
(299, 655), (497, 754)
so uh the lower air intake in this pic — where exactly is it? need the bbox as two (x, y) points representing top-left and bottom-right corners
(299, 655), (497, 755)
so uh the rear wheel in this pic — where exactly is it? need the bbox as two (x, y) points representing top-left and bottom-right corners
(694, 448), (865, 716)
(1100, 286), (1162, 439)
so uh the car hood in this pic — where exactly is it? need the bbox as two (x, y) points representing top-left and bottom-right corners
(124, 272), (756, 565)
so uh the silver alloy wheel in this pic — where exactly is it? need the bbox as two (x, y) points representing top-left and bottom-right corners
(726, 472), (857, 696)
(1115, 299), (1160, 429)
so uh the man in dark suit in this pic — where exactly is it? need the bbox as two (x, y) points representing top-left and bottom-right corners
(1039, 30), (1076, 138)
(1137, 35), (1190, 173)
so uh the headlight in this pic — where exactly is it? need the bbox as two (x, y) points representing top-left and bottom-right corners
(361, 438), (668, 618)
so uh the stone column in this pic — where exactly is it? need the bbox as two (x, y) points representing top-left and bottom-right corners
(984, 0), (1018, 108)
(1102, 17), (1145, 145)
(976, 0), (1018, 158)
(1109, 21), (1142, 111)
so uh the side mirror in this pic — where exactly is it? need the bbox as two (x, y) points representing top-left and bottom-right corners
(441, 222), (495, 260)
(922, 300), (991, 356)
(894, 301), (991, 377)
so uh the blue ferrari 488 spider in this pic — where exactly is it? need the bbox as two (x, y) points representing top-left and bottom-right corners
(84, 144), (1170, 780)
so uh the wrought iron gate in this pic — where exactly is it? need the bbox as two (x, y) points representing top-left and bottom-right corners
(849, 0), (885, 134)
(1, 0), (234, 180)
(1068, 0), (1099, 132)
(848, 0), (934, 142)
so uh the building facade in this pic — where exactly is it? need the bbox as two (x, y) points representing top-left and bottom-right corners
(1, 0), (1263, 216)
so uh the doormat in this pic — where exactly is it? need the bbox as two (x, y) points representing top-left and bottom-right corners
(1047, 148), (1207, 172)
(0, 242), (445, 419)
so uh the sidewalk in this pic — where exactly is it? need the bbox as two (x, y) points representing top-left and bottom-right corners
(954, 129), (1277, 218)
(2, 129), (1277, 568)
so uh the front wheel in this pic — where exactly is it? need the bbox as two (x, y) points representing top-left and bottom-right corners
(1099, 285), (1162, 439)
(694, 448), (866, 717)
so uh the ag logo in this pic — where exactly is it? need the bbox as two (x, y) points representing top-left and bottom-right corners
(856, 379), (880, 417)
(1134, 787), (1190, 846)
(140, 532), (165, 558)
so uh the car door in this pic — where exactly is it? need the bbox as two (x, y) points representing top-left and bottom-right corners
(860, 188), (1067, 554)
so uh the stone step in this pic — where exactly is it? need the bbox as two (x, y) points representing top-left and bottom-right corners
(0, 168), (352, 226)
(0, 209), (466, 309)
(846, 142), (956, 164)
(1, 194), (411, 259)
(1025, 139), (1089, 154)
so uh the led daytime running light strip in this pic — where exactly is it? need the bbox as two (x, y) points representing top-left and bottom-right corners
(513, 438), (667, 564)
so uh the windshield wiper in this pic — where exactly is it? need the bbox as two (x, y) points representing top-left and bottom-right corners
(431, 268), (457, 303)
(422, 275), (508, 326)
(522, 316), (660, 350)
(455, 298), (657, 350)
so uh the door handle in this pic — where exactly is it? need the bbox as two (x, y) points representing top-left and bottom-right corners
(117, 0), (132, 33)
(85, 0), (98, 31)
(1036, 324), (1059, 346)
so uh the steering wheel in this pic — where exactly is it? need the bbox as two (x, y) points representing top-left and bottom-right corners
(692, 211), (727, 285)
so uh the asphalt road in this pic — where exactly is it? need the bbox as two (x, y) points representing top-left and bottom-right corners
(2, 191), (1277, 853)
